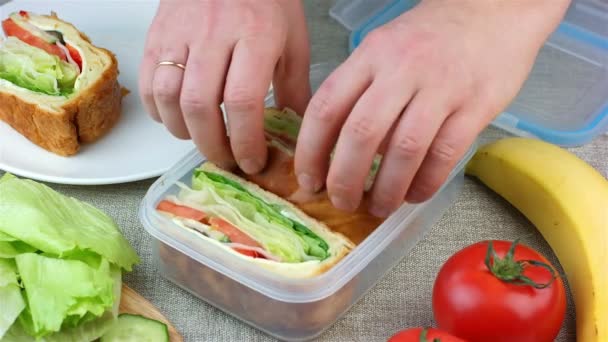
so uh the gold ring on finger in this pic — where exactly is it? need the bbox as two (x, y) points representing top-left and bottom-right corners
(156, 61), (186, 70)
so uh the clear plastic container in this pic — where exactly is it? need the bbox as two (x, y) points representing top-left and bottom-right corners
(331, 0), (608, 147)
(329, 0), (396, 31)
(139, 63), (476, 341)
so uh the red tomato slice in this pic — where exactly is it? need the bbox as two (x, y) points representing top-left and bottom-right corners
(209, 217), (262, 248)
(157, 201), (265, 258)
(66, 44), (82, 70)
(2, 18), (67, 60)
(232, 248), (266, 259)
(156, 200), (207, 222)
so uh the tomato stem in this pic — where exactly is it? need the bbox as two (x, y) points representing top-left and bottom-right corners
(419, 328), (441, 342)
(484, 239), (557, 289)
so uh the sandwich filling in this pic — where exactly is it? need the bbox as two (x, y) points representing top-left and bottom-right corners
(263, 107), (382, 190)
(157, 169), (331, 264)
(0, 11), (81, 96)
(263, 107), (302, 154)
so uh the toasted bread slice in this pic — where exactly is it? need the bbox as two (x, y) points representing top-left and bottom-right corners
(0, 11), (122, 156)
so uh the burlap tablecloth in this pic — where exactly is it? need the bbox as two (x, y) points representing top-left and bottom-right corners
(2, 1), (607, 341)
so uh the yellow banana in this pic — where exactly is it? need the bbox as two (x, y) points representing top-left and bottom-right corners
(465, 137), (608, 342)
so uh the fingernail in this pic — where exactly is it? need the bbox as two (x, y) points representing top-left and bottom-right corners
(239, 158), (262, 174)
(298, 173), (320, 192)
(369, 203), (391, 218)
(331, 195), (356, 212)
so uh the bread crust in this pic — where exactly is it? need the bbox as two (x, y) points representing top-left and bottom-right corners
(0, 91), (79, 155)
(72, 51), (121, 145)
(0, 14), (122, 156)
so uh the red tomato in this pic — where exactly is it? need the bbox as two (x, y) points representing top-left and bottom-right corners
(432, 240), (566, 342)
(232, 248), (265, 259)
(388, 327), (466, 342)
(209, 217), (262, 248)
(157, 201), (265, 258)
(66, 43), (83, 69)
(156, 200), (207, 222)
(1, 18), (67, 60)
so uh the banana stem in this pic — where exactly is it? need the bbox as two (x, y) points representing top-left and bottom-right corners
(484, 239), (557, 289)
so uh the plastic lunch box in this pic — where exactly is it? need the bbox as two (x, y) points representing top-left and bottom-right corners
(331, 0), (608, 147)
(139, 63), (476, 341)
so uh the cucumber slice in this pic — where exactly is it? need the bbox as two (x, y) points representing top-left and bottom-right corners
(46, 30), (66, 44)
(100, 314), (169, 342)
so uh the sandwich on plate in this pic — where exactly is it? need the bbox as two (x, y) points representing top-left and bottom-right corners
(155, 108), (387, 279)
(0, 10), (123, 156)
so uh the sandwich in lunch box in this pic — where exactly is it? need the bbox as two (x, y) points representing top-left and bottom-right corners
(0, 10), (122, 156)
(156, 108), (386, 278)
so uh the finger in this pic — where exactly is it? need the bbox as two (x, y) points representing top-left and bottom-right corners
(377, 122), (398, 155)
(180, 44), (234, 169)
(139, 33), (161, 122)
(326, 80), (416, 212)
(368, 90), (454, 217)
(224, 37), (281, 174)
(405, 106), (488, 203)
(272, 0), (311, 115)
(152, 44), (190, 139)
(294, 57), (373, 193)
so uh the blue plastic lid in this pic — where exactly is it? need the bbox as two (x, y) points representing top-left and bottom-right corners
(330, 0), (608, 147)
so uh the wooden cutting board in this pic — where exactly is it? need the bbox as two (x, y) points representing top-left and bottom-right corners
(119, 285), (183, 342)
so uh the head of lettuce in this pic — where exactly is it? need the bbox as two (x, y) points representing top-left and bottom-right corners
(0, 173), (139, 341)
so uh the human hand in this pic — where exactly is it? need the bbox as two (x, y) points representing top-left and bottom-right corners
(294, 0), (571, 217)
(139, 0), (311, 173)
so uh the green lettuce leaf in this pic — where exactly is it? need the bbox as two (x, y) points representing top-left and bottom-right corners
(0, 176), (139, 270)
(60, 249), (103, 269)
(0, 232), (16, 242)
(0, 259), (25, 339)
(1, 269), (121, 342)
(0, 259), (18, 287)
(0, 285), (25, 339)
(0, 37), (78, 96)
(189, 170), (329, 261)
(263, 107), (301, 142)
(0, 174), (134, 341)
(197, 171), (299, 232)
(15, 254), (115, 338)
(0, 242), (37, 259)
(0, 173), (15, 184)
(178, 184), (305, 262)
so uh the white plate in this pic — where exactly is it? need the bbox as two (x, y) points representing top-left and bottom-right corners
(0, 0), (197, 185)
